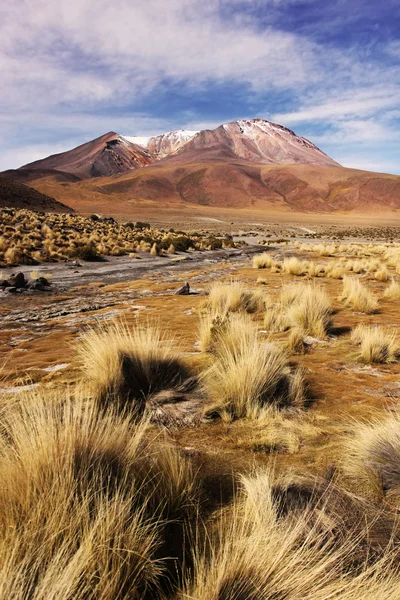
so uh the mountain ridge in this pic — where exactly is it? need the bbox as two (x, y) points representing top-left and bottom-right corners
(4, 118), (340, 183)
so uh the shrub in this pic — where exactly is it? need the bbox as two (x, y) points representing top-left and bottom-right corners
(202, 333), (305, 421)
(339, 276), (378, 313)
(384, 280), (400, 300)
(68, 244), (101, 262)
(206, 281), (264, 317)
(351, 325), (400, 363)
(253, 253), (273, 269)
(77, 322), (193, 416)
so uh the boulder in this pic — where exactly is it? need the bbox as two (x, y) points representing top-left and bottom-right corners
(8, 272), (27, 289)
(174, 282), (190, 295)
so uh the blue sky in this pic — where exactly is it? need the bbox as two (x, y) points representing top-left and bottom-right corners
(1, 0), (399, 173)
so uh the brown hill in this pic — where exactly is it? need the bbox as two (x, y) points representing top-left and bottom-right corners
(166, 119), (339, 167)
(5, 119), (339, 186)
(0, 177), (73, 212)
(27, 161), (400, 214)
(14, 132), (153, 180)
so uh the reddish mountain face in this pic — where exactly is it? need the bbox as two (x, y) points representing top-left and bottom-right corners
(167, 119), (339, 167)
(4, 117), (400, 215)
(7, 119), (339, 184)
(16, 132), (153, 180)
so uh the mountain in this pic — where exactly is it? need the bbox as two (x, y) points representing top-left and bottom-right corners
(27, 162), (400, 214)
(10, 132), (153, 181)
(4, 119), (338, 184)
(0, 177), (73, 212)
(162, 119), (339, 167)
(3, 118), (400, 215)
(124, 130), (199, 159)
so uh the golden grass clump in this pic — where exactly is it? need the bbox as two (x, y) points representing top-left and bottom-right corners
(252, 252), (273, 269)
(264, 283), (332, 338)
(77, 322), (193, 415)
(199, 313), (257, 354)
(375, 266), (390, 282)
(285, 285), (331, 338)
(202, 331), (305, 421)
(307, 261), (325, 278)
(351, 324), (400, 363)
(206, 281), (264, 317)
(341, 414), (400, 502)
(0, 391), (200, 598)
(340, 276), (378, 313)
(282, 256), (309, 276)
(384, 279), (400, 299)
(182, 472), (400, 600)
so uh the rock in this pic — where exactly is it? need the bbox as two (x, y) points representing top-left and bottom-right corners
(69, 260), (82, 267)
(8, 272), (27, 289)
(0, 279), (9, 288)
(36, 276), (50, 287)
(27, 281), (46, 291)
(5, 287), (18, 293)
(174, 282), (190, 295)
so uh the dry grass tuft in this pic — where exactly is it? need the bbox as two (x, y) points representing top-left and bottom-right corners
(202, 332), (305, 421)
(252, 252), (273, 269)
(264, 284), (332, 338)
(282, 256), (309, 276)
(199, 313), (256, 354)
(206, 281), (264, 317)
(351, 325), (400, 363)
(339, 276), (378, 313)
(341, 414), (400, 502)
(181, 471), (399, 600)
(77, 322), (193, 415)
(375, 266), (390, 282)
(0, 391), (200, 598)
(285, 285), (331, 338)
(384, 279), (400, 300)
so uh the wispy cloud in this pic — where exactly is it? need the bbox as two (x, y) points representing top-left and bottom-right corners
(0, 0), (399, 173)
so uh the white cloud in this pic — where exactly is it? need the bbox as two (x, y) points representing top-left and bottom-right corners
(0, 0), (399, 173)
(273, 87), (400, 124)
(0, 0), (317, 115)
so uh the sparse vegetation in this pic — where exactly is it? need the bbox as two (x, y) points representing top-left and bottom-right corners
(202, 330), (305, 420)
(351, 324), (400, 363)
(0, 208), (240, 265)
(339, 276), (379, 313)
(205, 280), (264, 317)
(77, 322), (193, 415)
(4, 220), (400, 598)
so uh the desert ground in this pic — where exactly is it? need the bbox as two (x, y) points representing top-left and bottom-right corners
(3, 208), (400, 598)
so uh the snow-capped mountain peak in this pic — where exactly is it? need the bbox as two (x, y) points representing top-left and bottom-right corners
(122, 129), (199, 158)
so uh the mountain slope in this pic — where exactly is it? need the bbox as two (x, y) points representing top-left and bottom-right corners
(16, 132), (153, 180)
(28, 162), (400, 214)
(124, 130), (199, 159)
(0, 177), (73, 212)
(7, 119), (339, 185)
(166, 119), (339, 167)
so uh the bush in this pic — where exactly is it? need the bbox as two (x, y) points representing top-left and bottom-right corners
(206, 281), (264, 317)
(68, 244), (101, 261)
(351, 324), (400, 363)
(339, 276), (378, 313)
(77, 322), (193, 415)
(202, 332), (305, 420)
